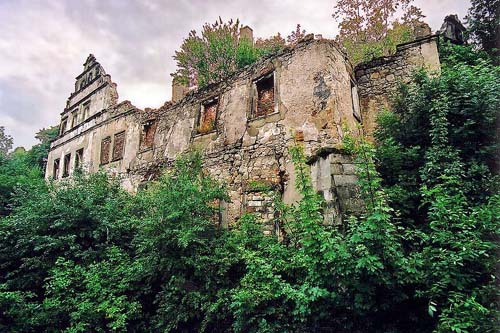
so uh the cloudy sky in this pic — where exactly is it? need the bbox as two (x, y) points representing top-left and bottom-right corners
(0, 0), (470, 148)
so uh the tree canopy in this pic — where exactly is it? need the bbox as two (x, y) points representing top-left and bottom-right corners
(465, 0), (500, 62)
(332, 0), (426, 64)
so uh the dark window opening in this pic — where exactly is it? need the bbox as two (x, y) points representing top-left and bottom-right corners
(100, 136), (111, 165)
(75, 148), (83, 169)
(62, 154), (71, 178)
(197, 99), (218, 134)
(254, 73), (275, 118)
(53, 159), (60, 179)
(140, 120), (157, 151)
(112, 131), (125, 161)
(351, 80), (361, 122)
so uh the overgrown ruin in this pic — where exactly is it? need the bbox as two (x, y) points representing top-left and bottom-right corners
(46, 30), (441, 229)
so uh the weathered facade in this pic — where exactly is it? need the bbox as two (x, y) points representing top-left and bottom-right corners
(46, 34), (441, 228)
(354, 35), (441, 137)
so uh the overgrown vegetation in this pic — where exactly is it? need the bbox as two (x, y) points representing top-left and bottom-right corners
(1, 10), (499, 333)
(465, 0), (500, 63)
(0, 126), (58, 217)
(171, 18), (307, 89)
(332, 0), (427, 65)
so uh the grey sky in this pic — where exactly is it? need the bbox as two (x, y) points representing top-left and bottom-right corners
(0, 0), (470, 148)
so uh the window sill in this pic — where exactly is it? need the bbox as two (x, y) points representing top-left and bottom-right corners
(138, 147), (153, 154)
(192, 129), (217, 138)
(247, 111), (281, 127)
(249, 111), (279, 122)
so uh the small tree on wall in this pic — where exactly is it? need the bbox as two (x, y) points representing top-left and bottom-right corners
(172, 19), (311, 90)
(286, 24), (307, 45)
(172, 18), (258, 89)
(332, 0), (427, 64)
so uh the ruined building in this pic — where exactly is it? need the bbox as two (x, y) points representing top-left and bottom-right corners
(46, 31), (441, 229)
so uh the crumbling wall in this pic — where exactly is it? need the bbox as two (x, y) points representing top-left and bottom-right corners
(355, 35), (440, 137)
(310, 149), (363, 225)
(48, 38), (366, 228)
(128, 38), (362, 226)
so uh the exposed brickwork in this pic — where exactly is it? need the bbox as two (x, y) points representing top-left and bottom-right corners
(140, 120), (157, 151)
(255, 75), (274, 117)
(198, 100), (217, 133)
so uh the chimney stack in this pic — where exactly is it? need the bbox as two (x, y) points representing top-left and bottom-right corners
(240, 25), (254, 44)
(172, 80), (189, 103)
(439, 15), (466, 45)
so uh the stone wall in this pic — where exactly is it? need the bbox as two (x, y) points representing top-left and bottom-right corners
(47, 34), (442, 228)
(355, 35), (440, 137)
(310, 148), (363, 225)
(126, 38), (362, 225)
(47, 101), (142, 182)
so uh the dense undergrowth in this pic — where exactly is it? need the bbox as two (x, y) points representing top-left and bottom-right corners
(0, 42), (498, 333)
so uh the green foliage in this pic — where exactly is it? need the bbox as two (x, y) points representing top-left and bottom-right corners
(43, 247), (143, 332)
(0, 126), (58, 217)
(172, 18), (261, 88)
(0, 148), (44, 217)
(27, 126), (59, 169)
(0, 126), (13, 156)
(247, 180), (274, 192)
(332, 0), (425, 65)
(343, 22), (415, 65)
(255, 34), (286, 57)
(172, 18), (291, 89)
(376, 43), (500, 216)
(374, 42), (500, 332)
(0, 172), (136, 331)
(133, 151), (231, 332)
(465, 0), (500, 62)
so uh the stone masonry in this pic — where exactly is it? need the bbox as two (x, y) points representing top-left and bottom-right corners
(354, 35), (441, 137)
(46, 34), (441, 229)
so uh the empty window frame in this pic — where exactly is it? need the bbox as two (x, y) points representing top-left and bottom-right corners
(100, 136), (111, 165)
(197, 98), (218, 134)
(112, 131), (125, 161)
(253, 72), (275, 118)
(351, 80), (361, 122)
(62, 153), (71, 178)
(53, 158), (60, 179)
(60, 118), (68, 135)
(82, 101), (90, 121)
(74, 148), (84, 169)
(140, 120), (157, 151)
(70, 110), (79, 128)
